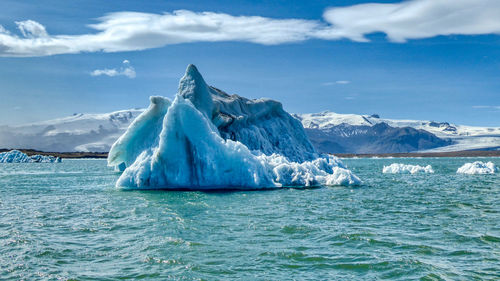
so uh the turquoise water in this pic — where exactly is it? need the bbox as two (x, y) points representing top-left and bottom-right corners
(0, 158), (499, 280)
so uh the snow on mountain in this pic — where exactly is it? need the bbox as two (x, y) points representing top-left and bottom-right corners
(0, 109), (143, 152)
(298, 111), (500, 137)
(110, 64), (359, 189)
(296, 111), (500, 153)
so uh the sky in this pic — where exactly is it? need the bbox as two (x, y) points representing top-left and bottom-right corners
(0, 0), (499, 126)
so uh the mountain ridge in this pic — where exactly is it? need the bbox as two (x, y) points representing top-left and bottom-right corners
(295, 111), (500, 153)
(0, 109), (498, 154)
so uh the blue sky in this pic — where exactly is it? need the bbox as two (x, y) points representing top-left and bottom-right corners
(0, 0), (499, 126)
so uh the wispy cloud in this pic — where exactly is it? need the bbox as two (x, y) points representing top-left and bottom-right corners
(323, 80), (351, 86)
(0, 0), (500, 57)
(91, 60), (136, 78)
(472, 105), (500, 110)
(335, 80), (351, 85)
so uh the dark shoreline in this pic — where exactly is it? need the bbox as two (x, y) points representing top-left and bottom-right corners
(335, 150), (500, 158)
(2, 148), (500, 159)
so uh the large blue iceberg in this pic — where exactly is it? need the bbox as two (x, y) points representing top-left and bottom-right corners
(0, 150), (61, 163)
(108, 65), (361, 189)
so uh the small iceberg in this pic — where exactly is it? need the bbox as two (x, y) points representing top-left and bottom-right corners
(383, 163), (434, 174)
(0, 150), (61, 163)
(109, 65), (361, 189)
(456, 161), (498, 174)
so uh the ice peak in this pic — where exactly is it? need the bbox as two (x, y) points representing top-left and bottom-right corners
(185, 64), (199, 76)
(178, 64), (214, 118)
(150, 95), (170, 106)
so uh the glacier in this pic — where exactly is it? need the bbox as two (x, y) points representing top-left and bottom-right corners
(109, 65), (360, 189)
(296, 111), (500, 153)
(0, 109), (142, 153)
(0, 150), (61, 163)
(456, 161), (498, 174)
(382, 163), (434, 174)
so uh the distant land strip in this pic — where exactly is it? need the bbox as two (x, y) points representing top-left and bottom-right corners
(1, 148), (500, 159)
(336, 150), (500, 158)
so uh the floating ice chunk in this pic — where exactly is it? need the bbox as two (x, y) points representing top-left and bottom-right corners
(0, 150), (61, 163)
(382, 163), (434, 174)
(29, 154), (62, 163)
(115, 95), (360, 189)
(265, 153), (361, 187)
(0, 150), (32, 163)
(456, 161), (498, 174)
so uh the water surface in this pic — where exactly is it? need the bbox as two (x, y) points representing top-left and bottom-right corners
(0, 158), (499, 280)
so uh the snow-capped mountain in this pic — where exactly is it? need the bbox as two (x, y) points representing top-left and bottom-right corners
(295, 111), (500, 153)
(0, 106), (498, 154)
(0, 109), (143, 152)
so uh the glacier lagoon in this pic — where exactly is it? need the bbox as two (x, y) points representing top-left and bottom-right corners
(1, 158), (499, 280)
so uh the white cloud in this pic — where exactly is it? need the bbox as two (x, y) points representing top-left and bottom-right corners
(0, 0), (500, 57)
(15, 20), (48, 38)
(0, 25), (9, 34)
(322, 0), (500, 43)
(91, 60), (136, 78)
(0, 11), (322, 57)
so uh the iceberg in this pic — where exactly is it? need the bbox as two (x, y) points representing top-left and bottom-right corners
(109, 65), (360, 189)
(382, 163), (434, 174)
(0, 150), (61, 163)
(456, 161), (498, 174)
